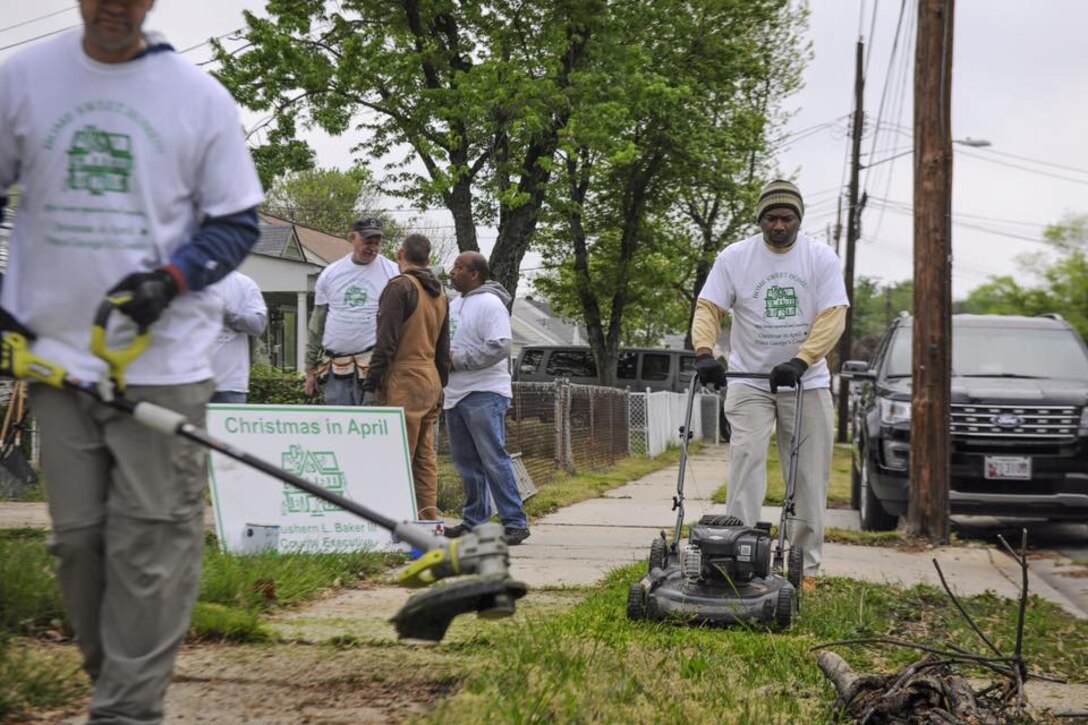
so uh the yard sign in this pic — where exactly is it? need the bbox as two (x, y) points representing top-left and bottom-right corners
(206, 404), (416, 554)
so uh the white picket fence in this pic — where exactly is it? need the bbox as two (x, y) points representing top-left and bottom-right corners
(629, 389), (721, 458)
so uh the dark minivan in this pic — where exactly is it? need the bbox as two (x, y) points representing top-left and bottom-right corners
(513, 346), (697, 393)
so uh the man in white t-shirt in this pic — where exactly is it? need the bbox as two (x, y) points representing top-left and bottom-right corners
(208, 271), (268, 403)
(691, 180), (848, 590)
(304, 216), (399, 405)
(0, 2), (263, 721)
(441, 252), (530, 545)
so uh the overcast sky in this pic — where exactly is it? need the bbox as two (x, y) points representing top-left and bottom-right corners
(5, 1), (1086, 299)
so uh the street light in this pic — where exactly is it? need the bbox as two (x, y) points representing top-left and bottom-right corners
(861, 137), (992, 168)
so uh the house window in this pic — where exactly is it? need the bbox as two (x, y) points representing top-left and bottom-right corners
(545, 350), (597, 378)
(641, 353), (671, 381)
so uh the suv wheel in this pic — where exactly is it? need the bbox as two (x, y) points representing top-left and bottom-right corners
(859, 455), (897, 531)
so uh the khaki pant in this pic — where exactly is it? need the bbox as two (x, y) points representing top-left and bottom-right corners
(723, 385), (834, 575)
(30, 381), (213, 725)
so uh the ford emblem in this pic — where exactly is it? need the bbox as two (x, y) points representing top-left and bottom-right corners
(992, 413), (1022, 428)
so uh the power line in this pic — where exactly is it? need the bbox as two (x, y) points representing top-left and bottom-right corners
(956, 149), (1088, 187)
(0, 23), (77, 53)
(0, 6), (76, 35)
(969, 147), (1088, 177)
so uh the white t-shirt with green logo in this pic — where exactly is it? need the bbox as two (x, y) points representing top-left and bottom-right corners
(697, 232), (849, 391)
(314, 254), (399, 354)
(0, 31), (264, 384)
(444, 292), (512, 409)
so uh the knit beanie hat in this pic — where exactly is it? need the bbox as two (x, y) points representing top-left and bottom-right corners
(756, 179), (804, 222)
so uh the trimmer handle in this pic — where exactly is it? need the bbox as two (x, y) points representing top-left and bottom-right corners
(91, 296), (151, 391)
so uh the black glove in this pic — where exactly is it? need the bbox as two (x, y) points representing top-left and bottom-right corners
(694, 353), (728, 389)
(769, 357), (808, 393)
(107, 269), (180, 327)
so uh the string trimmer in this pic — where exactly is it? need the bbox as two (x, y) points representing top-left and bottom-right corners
(0, 298), (526, 641)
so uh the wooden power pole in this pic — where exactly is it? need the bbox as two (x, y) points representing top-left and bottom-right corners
(835, 40), (864, 444)
(909, 0), (954, 542)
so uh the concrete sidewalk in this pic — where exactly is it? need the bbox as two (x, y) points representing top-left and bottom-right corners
(506, 445), (1088, 619)
(3, 444), (1084, 618)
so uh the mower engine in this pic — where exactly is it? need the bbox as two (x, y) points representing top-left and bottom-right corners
(683, 522), (771, 584)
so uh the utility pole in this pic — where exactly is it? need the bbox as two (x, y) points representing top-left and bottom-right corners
(835, 39), (864, 444)
(833, 195), (843, 256)
(909, 0), (954, 542)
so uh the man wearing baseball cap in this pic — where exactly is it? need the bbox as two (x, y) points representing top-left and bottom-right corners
(304, 216), (400, 404)
(690, 179), (849, 592)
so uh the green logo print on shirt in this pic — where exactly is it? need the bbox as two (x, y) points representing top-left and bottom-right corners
(344, 285), (368, 308)
(764, 285), (798, 320)
(66, 125), (134, 196)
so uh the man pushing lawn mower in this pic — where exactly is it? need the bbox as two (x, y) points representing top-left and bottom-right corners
(691, 179), (849, 593)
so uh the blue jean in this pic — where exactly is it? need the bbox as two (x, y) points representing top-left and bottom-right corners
(211, 390), (247, 404)
(325, 374), (366, 406)
(445, 392), (527, 529)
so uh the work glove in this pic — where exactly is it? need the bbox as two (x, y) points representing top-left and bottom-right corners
(0, 306), (36, 379)
(694, 353), (728, 389)
(769, 357), (808, 393)
(107, 269), (180, 328)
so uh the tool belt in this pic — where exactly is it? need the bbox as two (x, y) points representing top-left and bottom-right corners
(315, 349), (373, 384)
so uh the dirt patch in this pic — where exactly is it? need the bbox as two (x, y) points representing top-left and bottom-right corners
(21, 585), (586, 724)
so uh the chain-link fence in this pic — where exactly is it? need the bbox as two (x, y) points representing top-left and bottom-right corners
(437, 380), (632, 492)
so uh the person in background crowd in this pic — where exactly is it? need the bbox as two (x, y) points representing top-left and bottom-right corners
(304, 216), (398, 404)
(208, 270), (267, 403)
(364, 234), (450, 520)
(442, 251), (530, 545)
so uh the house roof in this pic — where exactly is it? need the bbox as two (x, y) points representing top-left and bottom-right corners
(510, 297), (586, 347)
(258, 211), (351, 266)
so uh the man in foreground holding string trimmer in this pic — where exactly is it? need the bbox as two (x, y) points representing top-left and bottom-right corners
(0, 0), (264, 720)
(0, 3), (522, 722)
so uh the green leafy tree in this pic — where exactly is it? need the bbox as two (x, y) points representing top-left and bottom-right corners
(263, 166), (387, 236)
(534, 0), (809, 383)
(960, 214), (1088, 339)
(849, 276), (914, 361)
(213, 0), (603, 297)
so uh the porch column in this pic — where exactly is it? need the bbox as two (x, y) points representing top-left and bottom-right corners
(296, 291), (308, 371)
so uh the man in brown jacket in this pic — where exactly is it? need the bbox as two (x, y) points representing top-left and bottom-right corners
(364, 234), (451, 520)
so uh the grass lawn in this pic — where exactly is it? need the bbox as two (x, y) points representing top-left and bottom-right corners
(0, 530), (398, 721)
(426, 566), (1087, 723)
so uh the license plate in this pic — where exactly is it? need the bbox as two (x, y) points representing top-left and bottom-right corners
(984, 456), (1031, 480)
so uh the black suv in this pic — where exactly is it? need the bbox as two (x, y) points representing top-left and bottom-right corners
(841, 314), (1088, 531)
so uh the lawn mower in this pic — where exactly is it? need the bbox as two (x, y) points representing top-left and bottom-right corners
(0, 298), (526, 642)
(626, 372), (805, 630)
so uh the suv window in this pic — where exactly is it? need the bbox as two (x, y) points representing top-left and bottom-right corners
(616, 351), (637, 380)
(679, 355), (697, 382)
(518, 349), (544, 375)
(885, 327), (1088, 379)
(545, 350), (598, 378)
(641, 353), (671, 381)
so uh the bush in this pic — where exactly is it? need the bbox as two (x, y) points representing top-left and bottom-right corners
(0, 538), (66, 635)
(247, 365), (309, 405)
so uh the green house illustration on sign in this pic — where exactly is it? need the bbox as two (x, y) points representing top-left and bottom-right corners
(280, 444), (348, 517)
(67, 125), (134, 196)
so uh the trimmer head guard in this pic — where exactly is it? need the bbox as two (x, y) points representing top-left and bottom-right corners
(391, 575), (528, 641)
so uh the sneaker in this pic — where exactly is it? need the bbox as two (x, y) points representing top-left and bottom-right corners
(443, 523), (472, 539)
(502, 527), (531, 546)
(802, 576), (817, 594)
